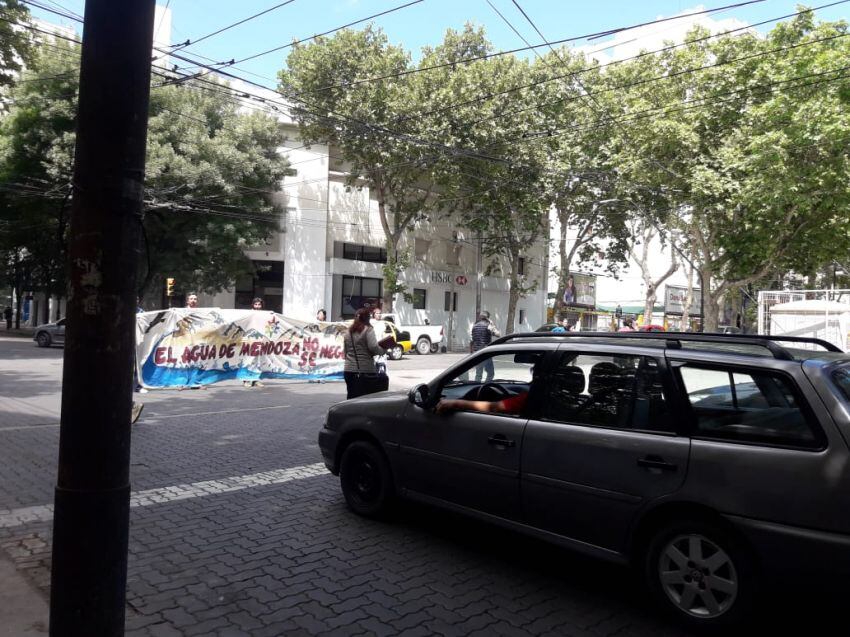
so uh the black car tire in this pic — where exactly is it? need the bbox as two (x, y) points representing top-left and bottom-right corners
(415, 337), (431, 355)
(339, 440), (394, 518)
(644, 517), (757, 630)
(388, 345), (403, 361)
(429, 342), (439, 353)
(36, 332), (51, 348)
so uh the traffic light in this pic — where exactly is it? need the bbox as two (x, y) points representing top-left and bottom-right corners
(166, 278), (175, 297)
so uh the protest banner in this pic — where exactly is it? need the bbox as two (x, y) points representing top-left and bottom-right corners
(136, 308), (347, 387)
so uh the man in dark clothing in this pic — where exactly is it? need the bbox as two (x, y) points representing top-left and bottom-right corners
(3, 306), (12, 330)
(470, 310), (501, 382)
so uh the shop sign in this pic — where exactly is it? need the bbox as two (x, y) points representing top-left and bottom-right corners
(455, 275), (468, 286)
(664, 285), (702, 315)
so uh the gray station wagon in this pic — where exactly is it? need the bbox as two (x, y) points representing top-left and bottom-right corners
(318, 332), (850, 629)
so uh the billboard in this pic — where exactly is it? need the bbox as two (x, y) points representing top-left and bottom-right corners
(562, 272), (596, 309)
(664, 285), (702, 316)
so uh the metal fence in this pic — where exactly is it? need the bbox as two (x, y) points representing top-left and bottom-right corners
(757, 289), (850, 351)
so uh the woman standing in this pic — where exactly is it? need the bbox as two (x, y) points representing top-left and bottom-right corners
(343, 308), (394, 399)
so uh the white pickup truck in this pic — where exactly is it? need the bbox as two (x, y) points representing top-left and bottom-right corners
(381, 313), (445, 355)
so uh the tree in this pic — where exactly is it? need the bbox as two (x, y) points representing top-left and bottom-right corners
(0, 39), (291, 307)
(627, 218), (678, 323)
(280, 26), (435, 311)
(606, 14), (850, 330)
(423, 28), (549, 333)
(0, 0), (33, 92)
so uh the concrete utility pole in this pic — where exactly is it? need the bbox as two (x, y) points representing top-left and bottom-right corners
(49, 2), (156, 636)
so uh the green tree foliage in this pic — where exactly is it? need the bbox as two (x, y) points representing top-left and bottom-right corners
(0, 39), (290, 308)
(0, 0), (33, 91)
(608, 14), (850, 329)
(280, 26), (434, 311)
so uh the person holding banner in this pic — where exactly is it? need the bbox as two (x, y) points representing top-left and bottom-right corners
(343, 308), (395, 399)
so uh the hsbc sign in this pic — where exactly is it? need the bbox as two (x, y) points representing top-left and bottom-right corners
(430, 270), (469, 286)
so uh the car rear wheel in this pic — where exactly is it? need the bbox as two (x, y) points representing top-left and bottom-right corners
(429, 342), (439, 353)
(644, 518), (756, 629)
(415, 337), (431, 355)
(36, 332), (51, 348)
(388, 345), (403, 360)
(339, 440), (394, 518)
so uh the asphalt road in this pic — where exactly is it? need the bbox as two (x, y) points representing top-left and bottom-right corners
(0, 335), (841, 635)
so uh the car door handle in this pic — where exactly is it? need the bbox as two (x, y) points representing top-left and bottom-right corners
(488, 435), (515, 448)
(637, 455), (677, 471)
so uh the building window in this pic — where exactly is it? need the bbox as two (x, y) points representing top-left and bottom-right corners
(444, 291), (457, 312)
(341, 275), (383, 317)
(340, 242), (387, 263)
(413, 288), (427, 310)
(414, 238), (430, 262)
(518, 257), (526, 276)
(519, 309), (526, 325)
(446, 242), (461, 266)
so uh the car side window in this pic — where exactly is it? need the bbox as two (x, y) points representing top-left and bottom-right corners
(440, 351), (544, 409)
(679, 366), (823, 448)
(543, 353), (674, 433)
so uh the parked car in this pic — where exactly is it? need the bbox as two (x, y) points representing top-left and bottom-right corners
(33, 318), (65, 347)
(319, 330), (850, 629)
(373, 320), (412, 361)
(381, 313), (444, 355)
(717, 325), (741, 334)
(639, 324), (666, 332)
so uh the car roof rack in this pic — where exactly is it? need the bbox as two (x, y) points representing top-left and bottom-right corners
(489, 331), (842, 361)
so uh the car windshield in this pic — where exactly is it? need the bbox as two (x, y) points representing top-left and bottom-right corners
(832, 364), (850, 402)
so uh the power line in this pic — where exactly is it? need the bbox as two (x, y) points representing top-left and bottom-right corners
(233, 0), (426, 65)
(300, 0), (769, 94)
(170, 1), (297, 54)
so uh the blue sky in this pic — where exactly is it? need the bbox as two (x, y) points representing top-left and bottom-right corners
(28, 1), (850, 87)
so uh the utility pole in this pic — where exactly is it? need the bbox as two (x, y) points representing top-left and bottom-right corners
(49, 2), (156, 636)
(475, 233), (483, 318)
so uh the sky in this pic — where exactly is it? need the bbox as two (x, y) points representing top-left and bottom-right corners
(26, 0), (850, 89)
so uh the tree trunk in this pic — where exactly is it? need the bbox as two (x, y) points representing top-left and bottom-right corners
(505, 258), (520, 334)
(382, 237), (396, 313)
(681, 263), (694, 330)
(702, 287), (722, 332)
(42, 294), (50, 324)
(644, 286), (657, 326)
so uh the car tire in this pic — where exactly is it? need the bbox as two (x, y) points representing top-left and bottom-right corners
(415, 337), (431, 355)
(644, 518), (757, 630)
(429, 342), (439, 353)
(339, 440), (394, 518)
(36, 332), (51, 348)
(388, 345), (403, 361)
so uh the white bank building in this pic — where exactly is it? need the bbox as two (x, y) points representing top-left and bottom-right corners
(202, 117), (548, 350)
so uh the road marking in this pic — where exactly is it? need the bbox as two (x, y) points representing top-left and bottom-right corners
(0, 462), (329, 529)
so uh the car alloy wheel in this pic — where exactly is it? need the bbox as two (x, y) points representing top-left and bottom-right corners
(645, 518), (755, 628)
(415, 337), (431, 355)
(339, 440), (393, 518)
(389, 345), (403, 360)
(658, 534), (738, 619)
(36, 332), (51, 348)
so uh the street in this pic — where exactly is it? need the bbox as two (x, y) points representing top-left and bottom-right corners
(0, 335), (840, 636)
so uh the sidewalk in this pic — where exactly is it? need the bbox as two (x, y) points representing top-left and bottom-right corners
(0, 552), (48, 636)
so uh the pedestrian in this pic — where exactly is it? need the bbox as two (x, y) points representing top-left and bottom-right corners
(342, 308), (395, 399)
(619, 317), (637, 332)
(134, 297), (148, 395)
(186, 293), (198, 309)
(244, 297), (265, 388)
(371, 307), (389, 375)
(3, 306), (11, 330)
(551, 316), (570, 333)
(470, 310), (501, 382)
(316, 308), (327, 322)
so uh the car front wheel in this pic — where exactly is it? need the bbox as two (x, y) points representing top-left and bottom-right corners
(644, 518), (756, 629)
(36, 332), (51, 348)
(339, 440), (394, 518)
(415, 337), (431, 355)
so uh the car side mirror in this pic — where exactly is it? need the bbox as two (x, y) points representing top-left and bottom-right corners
(409, 383), (429, 406)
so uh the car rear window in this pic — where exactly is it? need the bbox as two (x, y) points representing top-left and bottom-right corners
(833, 365), (850, 401)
